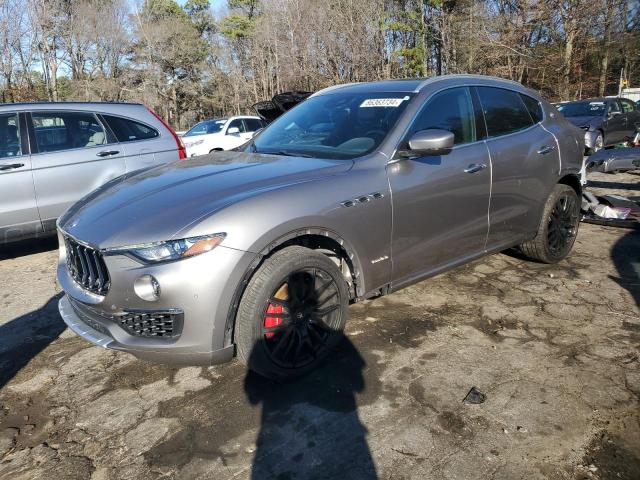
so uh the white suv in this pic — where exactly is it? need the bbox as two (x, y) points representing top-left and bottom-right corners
(182, 116), (264, 157)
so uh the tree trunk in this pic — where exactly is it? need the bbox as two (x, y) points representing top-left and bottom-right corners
(599, 0), (614, 96)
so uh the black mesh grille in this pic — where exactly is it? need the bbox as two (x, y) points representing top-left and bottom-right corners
(118, 311), (183, 338)
(68, 296), (182, 339)
(65, 236), (111, 295)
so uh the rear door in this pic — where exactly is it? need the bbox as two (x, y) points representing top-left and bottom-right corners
(100, 113), (176, 170)
(476, 86), (559, 249)
(0, 111), (41, 241)
(29, 110), (125, 230)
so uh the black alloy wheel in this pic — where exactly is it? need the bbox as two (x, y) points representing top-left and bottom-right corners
(547, 192), (579, 257)
(262, 268), (342, 369)
(235, 246), (349, 379)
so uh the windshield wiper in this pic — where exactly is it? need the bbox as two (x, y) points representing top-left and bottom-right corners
(262, 149), (315, 158)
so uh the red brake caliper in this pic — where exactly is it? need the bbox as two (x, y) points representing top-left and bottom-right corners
(264, 303), (283, 338)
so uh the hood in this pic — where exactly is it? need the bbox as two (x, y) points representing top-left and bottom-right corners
(564, 115), (602, 129)
(59, 151), (352, 249)
(252, 91), (313, 123)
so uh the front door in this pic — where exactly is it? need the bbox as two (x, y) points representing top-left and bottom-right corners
(387, 86), (490, 286)
(29, 110), (125, 230)
(0, 112), (41, 242)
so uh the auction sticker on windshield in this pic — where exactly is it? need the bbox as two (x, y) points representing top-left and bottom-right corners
(360, 98), (407, 108)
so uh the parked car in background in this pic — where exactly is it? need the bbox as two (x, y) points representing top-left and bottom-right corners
(57, 75), (584, 379)
(0, 102), (185, 244)
(556, 97), (640, 153)
(182, 116), (264, 157)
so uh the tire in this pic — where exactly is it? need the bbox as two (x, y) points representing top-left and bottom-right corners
(520, 184), (580, 264)
(235, 246), (349, 380)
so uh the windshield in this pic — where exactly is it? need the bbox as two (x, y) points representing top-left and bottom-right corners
(250, 92), (414, 159)
(184, 119), (227, 137)
(557, 101), (606, 117)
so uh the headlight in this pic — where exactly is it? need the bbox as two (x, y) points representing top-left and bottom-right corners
(187, 139), (205, 147)
(113, 234), (226, 263)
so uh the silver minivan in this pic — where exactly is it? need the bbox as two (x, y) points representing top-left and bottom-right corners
(0, 102), (184, 244)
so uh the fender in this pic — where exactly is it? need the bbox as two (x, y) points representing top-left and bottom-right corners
(222, 226), (366, 348)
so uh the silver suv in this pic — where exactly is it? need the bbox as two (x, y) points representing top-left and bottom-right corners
(0, 102), (184, 243)
(57, 75), (584, 379)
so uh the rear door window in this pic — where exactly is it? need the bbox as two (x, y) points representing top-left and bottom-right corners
(31, 111), (108, 153)
(0, 113), (22, 159)
(410, 87), (476, 145)
(243, 118), (263, 132)
(102, 115), (159, 142)
(519, 94), (544, 123)
(477, 87), (534, 137)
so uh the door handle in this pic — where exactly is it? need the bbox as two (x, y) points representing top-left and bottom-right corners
(96, 150), (120, 157)
(464, 163), (487, 174)
(537, 145), (555, 155)
(0, 163), (24, 171)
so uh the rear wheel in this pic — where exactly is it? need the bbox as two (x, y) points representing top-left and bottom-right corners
(520, 184), (580, 263)
(235, 246), (349, 380)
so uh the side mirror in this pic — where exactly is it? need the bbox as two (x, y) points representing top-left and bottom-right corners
(608, 111), (621, 118)
(402, 129), (454, 157)
(227, 127), (240, 135)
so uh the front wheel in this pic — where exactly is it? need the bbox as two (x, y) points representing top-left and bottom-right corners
(520, 184), (580, 264)
(235, 246), (349, 380)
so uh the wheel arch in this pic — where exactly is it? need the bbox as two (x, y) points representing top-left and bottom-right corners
(558, 173), (582, 197)
(222, 228), (365, 348)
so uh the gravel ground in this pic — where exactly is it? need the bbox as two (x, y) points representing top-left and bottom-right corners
(0, 171), (638, 480)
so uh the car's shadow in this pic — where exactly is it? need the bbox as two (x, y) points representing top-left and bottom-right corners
(0, 235), (58, 261)
(610, 230), (640, 309)
(244, 334), (378, 479)
(0, 293), (65, 389)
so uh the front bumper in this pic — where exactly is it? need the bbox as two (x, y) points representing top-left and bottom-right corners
(58, 295), (234, 364)
(57, 231), (256, 365)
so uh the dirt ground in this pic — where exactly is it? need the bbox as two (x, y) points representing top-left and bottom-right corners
(0, 171), (638, 480)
